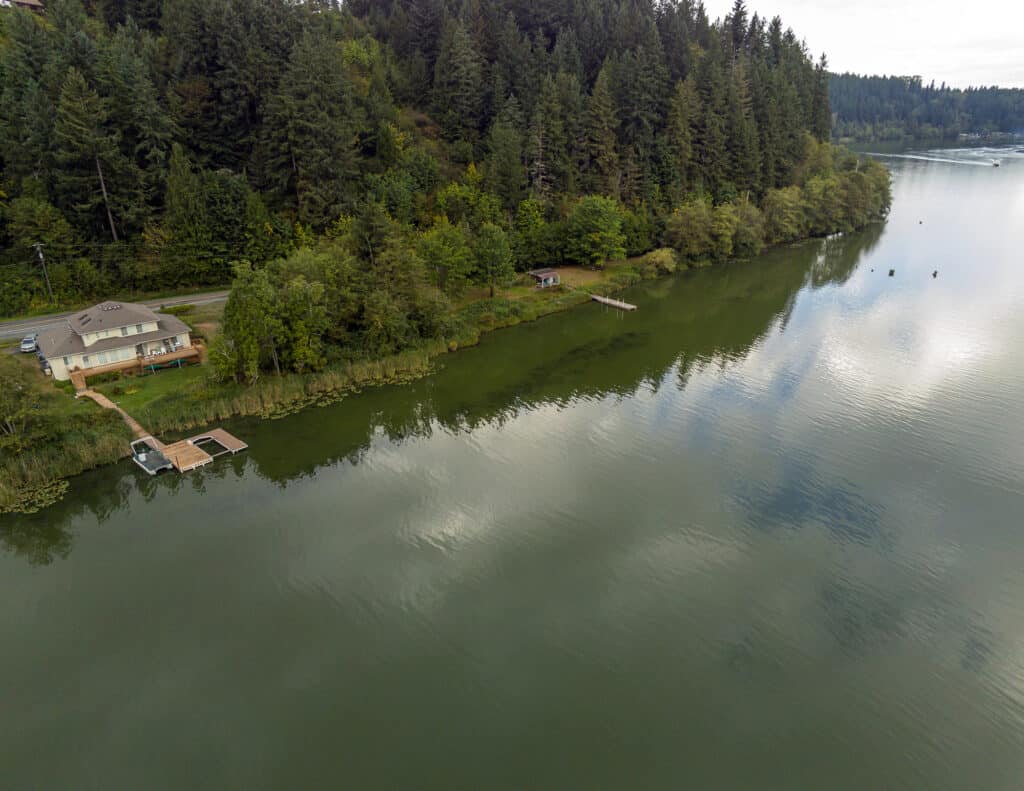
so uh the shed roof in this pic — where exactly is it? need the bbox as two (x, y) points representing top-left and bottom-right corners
(527, 268), (558, 278)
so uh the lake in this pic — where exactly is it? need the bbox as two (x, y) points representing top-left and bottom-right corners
(3, 146), (1024, 789)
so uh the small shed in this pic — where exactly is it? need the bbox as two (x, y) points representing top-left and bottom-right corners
(3, 0), (45, 10)
(527, 268), (560, 288)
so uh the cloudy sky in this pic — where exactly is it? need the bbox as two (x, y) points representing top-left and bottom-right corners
(705, 0), (1024, 88)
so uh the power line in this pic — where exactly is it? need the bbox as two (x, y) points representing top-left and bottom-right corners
(31, 242), (55, 305)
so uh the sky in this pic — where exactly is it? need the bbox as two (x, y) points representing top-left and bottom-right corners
(705, 0), (1024, 89)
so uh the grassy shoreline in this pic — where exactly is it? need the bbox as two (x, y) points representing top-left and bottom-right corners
(108, 264), (640, 435)
(0, 233), (858, 515)
(0, 257), (662, 514)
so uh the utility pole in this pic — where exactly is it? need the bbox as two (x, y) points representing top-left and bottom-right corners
(32, 242), (55, 305)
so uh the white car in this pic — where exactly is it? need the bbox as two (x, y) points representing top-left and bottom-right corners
(19, 334), (38, 353)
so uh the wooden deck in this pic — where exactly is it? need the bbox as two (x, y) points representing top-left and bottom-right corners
(70, 347), (201, 391)
(153, 429), (249, 473)
(591, 294), (638, 311)
(159, 439), (214, 472)
(72, 360), (248, 476)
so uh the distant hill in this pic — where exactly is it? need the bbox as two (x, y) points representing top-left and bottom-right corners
(829, 73), (1024, 141)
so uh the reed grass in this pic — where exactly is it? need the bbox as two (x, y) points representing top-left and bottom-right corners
(2, 268), (635, 513)
(0, 416), (130, 514)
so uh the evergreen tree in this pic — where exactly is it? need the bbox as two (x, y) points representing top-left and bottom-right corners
(432, 19), (484, 142)
(725, 62), (761, 196)
(693, 44), (728, 196)
(811, 54), (832, 141)
(265, 30), (359, 228)
(96, 20), (174, 231)
(662, 77), (699, 201)
(584, 61), (620, 197)
(486, 96), (527, 212)
(53, 67), (126, 241)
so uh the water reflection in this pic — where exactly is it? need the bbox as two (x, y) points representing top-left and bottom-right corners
(0, 225), (883, 566)
(4, 153), (1024, 789)
(242, 223), (882, 488)
(736, 455), (885, 546)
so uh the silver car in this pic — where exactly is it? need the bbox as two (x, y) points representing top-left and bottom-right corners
(19, 334), (38, 353)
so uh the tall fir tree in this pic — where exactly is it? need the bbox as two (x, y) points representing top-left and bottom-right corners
(662, 77), (699, 202)
(584, 61), (620, 197)
(487, 95), (527, 212)
(431, 19), (485, 142)
(53, 67), (127, 241)
(264, 31), (359, 229)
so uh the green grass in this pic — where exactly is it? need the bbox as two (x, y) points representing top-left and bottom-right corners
(95, 364), (207, 416)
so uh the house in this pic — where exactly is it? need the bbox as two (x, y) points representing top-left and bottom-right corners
(527, 268), (560, 288)
(0, 0), (45, 11)
(38, 301), (193, 382)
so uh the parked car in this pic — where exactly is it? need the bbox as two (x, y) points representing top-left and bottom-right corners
(19, 334), (38, 353)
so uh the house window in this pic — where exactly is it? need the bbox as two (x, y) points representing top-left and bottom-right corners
(121, 327), (129, 336)
(82, 355), (90, 367)
(136, 324), (143, 333)
(63, 356), (70, 366)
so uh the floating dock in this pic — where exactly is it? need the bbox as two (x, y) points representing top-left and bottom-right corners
(130, 428), (248, 474)
(591, 294), (638, 311)
(79, 389), (247, 475)
(158, 428), (249, 473)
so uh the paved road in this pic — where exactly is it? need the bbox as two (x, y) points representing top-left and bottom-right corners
(0, 290), (230, 341)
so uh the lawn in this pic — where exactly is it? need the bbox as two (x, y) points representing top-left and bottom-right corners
(187, 301), (225, 342)
(95, 364), (207, 415)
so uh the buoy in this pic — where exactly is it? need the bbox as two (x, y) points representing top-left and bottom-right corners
(919, 220), (923, 225)
(932, 270), (938, 278)
(888, 269), (895, 277)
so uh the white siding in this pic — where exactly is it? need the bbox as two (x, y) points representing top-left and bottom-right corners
(47, 331), (190, 381)
(49, 356), (70, 381)
(82, 320), (159, 347)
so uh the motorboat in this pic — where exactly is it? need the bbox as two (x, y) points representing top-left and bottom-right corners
(130, 437), (173, 475)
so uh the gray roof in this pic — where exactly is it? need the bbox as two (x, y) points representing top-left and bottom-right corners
(68, 300), (161, 334)
(38, 310), (190, 359)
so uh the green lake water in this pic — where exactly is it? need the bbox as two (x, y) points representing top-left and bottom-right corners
(3, 146), (1024, 789)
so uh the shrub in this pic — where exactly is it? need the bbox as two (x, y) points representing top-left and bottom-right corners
(160, 304), (195, 317)
(639, 248), (678, 275)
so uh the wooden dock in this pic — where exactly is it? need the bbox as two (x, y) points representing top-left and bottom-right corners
(78, 380), (248, 475)
(591, 294), (638, 311)
(154, 428), (249, 473)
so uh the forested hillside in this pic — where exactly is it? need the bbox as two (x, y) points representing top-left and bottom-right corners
(1, 0), (889, 372)
(830, 73), (1024, 141)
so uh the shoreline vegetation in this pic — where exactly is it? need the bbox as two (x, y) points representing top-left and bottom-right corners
(1, 0), (893, 513)
(1, 153), (889, 515)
